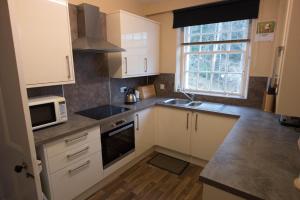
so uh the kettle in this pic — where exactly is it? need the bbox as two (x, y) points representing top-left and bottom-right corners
(125, 88), (137, 104)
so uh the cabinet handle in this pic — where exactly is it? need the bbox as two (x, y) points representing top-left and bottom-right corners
(136, 114), (139, 131)
(124, 57), (128, 74)
(68, 160), (90, 175)
(65, 132), (88, 145)
(186, 113), (189, 130)
(66, 146), (89, 160)
(66, 55), (71, 79)
(144, 58), (148, 72)
(195, 114), (198, 131)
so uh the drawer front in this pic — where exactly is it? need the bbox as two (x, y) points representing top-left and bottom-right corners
(51, 152), (103, 200)
(48, 140), (101, 174)
(45, 126), (100, 158)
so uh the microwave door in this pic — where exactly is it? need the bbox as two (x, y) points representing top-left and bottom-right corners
(30, 103), (57, 130)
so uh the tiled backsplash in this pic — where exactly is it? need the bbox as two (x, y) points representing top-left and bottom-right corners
(153, 73), (268, 109)
(27, 3), (267, 112)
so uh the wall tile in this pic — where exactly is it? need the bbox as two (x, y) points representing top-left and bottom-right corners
(154, 73), (268, 108)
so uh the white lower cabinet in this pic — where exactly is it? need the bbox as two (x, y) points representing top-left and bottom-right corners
(191, 112), (237, 161)
(135, 108), (155, 157)
(39, 126), (103, 200)
(156, 107), (192, 155)
(156, 106), (237, 160)
(51, 153), (102, 200)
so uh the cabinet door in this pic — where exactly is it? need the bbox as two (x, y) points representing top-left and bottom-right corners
(146, 21), (160, 75)
(51, 153), (102, 200)
(191, 112), (237, 161)
(14, 0), (74, 87)
(120, 12), (147, 77)
(156, 107), (191, 154)
(135, 108), (155, 157)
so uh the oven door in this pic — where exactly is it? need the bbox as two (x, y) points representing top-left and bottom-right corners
(29, 102), (57, 130)
(101, 122), (135, 169)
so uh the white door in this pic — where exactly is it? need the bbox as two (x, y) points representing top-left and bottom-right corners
(156, 107), (191, 154)
(121, 12), (147, 77)
(14, 0), (75, 87)
(191, 112), (237, 160)
(0, 0), (42, 199)
(135, 108), (155, 157)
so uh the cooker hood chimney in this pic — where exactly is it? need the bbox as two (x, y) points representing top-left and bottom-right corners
(72, 4), (124, 53)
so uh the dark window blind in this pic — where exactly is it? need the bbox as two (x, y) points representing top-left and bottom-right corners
(173, 0), (260, 28)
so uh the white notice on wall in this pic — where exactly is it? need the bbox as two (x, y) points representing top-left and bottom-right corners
(255, 33), (275, 42)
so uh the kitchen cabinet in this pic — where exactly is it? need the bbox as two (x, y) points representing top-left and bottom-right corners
(156, 106), (192, 155)
(191, 112), (237, 161)
(106, 10), (160, 78)
(156, 106), (237, 160)
(276, 0), (300, 117)
(135, 108), (155, 157)
(13, 0), (75, 88)
(38, 126), (103, 200)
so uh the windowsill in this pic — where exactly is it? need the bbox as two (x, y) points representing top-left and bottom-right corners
(176, 90), (247, 100)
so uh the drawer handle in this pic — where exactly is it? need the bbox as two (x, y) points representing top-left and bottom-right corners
(68, 160), (90, 175)
(65, 132), (88, 145)
(66, 146), (90, 160)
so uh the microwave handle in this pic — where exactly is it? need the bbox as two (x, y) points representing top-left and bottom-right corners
(108, 124), (133, 137)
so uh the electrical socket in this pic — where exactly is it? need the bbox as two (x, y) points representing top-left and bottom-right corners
(120, 87), (127, 93)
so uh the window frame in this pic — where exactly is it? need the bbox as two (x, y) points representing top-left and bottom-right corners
(178, 20), (252, 99)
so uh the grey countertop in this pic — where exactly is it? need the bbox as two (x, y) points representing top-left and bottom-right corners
(33, 97), (300, 200)
(33, 98), (162, 146)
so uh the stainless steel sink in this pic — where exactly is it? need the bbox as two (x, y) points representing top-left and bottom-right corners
(163, 99), (191, 105)
(187, 101), (202, 107)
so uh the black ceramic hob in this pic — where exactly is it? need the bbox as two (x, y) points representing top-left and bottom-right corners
(76, 105), (130, 120)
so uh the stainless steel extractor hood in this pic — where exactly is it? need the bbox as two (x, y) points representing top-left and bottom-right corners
(72, 4), (124, 53)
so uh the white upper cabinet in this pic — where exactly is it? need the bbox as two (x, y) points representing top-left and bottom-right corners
(13, 0), (75, 88)
(106, 10), (160, 78)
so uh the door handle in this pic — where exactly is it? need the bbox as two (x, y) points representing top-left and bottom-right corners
(186, 113), (189, 130)
(136, 114), (139, 131)
(66, 55), (71, 79)
(195, 114), (198, 131)
(124, 57), (128, 74)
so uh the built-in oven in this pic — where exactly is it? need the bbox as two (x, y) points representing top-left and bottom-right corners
(100, 115), (135, 169)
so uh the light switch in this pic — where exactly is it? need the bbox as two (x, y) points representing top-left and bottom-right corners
(160, 84), (165, 90)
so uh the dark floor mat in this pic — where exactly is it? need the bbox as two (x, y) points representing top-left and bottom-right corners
(148, 153), (189, 175)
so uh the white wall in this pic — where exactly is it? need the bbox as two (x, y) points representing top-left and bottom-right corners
(147, 0), (288, 77)
(69, 0), (144, 15)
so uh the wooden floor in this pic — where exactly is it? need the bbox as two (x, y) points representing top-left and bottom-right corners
(87, 153), (203, 200)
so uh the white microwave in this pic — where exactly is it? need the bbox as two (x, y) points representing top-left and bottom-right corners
(29, 96), (68, 130)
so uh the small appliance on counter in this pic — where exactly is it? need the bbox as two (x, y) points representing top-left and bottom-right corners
(28, 96), (68, 130)
(125, 88), (137, 104)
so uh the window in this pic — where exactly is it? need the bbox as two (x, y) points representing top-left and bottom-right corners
(180, 20), (251, 98)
